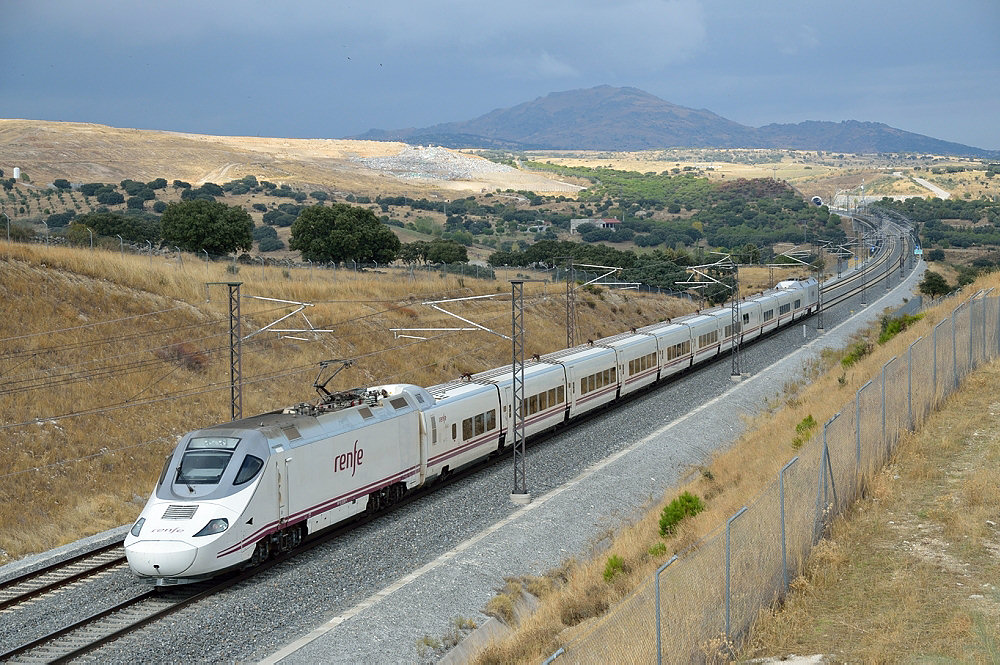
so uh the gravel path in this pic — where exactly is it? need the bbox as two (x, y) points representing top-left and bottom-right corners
(0, 254), (922, 665)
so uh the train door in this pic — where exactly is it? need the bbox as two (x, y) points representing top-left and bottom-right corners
(277, 456), (291, 526)
(500, 383), (513, 446)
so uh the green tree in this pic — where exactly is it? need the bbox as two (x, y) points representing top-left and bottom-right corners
(426, 239), (468, 264)
(53, 179), (72, 190)
(918, 270), (951, 298)
(289, 203), (400, 265)
(75, 211), (160, 243)
(161, 199), (252, 254)
(399, 241), (429, 264)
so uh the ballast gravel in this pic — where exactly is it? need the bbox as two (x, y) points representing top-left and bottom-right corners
(4, 261), (923, 664)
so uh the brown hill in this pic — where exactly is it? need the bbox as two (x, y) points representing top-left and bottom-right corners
(0, 119), (581, 196)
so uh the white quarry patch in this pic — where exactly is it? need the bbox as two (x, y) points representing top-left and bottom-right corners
(353, 145), (515, 181)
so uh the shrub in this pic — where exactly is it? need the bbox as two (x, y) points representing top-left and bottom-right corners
(792, 414), (818, 448)
(154, 342), (208, 372)
(877, 312), (925, 345)
(841, 340), (872, 368)
(258, 237), (285, 252)
(658, 491), (704, 537)
(96, 191), (125, 205)
(252, 203), (267, 212)
(603, 554), (626, 583)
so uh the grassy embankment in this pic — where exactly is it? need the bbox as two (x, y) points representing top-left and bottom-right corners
(741, 359), (1000, 661)
(0, 241), (692, 562)
(471, 272), (1000, 663)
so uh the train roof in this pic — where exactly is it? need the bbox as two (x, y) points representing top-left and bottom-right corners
(541, 344), (615, 363)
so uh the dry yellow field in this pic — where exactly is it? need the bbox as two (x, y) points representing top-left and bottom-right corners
(524, 149), (1000, 206)
(0, 119), (580, 198)
(0, 240), (691, 562)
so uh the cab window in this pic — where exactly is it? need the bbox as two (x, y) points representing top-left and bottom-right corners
(234, 455), (264, 485)
(176, 450), (233, 485)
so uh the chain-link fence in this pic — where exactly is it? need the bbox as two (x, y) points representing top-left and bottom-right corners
(555, 289), (998, 663)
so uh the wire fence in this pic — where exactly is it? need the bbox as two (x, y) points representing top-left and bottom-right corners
(554, 289), (998, 664)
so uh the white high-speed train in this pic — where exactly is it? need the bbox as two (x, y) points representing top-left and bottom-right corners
(125, 278), (818, 585)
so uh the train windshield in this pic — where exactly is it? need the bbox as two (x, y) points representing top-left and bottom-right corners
(176, 450), (234, 485)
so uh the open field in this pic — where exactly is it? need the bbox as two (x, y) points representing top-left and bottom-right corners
(0, 240), (691, 562)
(524, 149), (1000, 207)
(469, 271), (1000, 664)
(0, 119), (581, 199)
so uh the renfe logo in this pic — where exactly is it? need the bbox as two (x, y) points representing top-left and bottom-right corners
(335, 440), (364, 477)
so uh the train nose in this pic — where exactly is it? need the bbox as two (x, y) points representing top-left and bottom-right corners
(125, 540), (198, 577)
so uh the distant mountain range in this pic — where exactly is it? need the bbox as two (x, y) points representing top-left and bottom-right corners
(354, 85), (998, 157)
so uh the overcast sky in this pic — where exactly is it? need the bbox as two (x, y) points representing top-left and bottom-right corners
(3, 1), (998, 149)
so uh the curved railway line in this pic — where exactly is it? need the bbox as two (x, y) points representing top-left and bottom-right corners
(0, 217), (916, 662)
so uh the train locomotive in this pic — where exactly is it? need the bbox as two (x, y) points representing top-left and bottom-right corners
(124, 278), (818, 585)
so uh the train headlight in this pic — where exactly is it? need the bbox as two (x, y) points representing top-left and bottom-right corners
(194, 518), (229, 537)
(130, 517), (145, 537)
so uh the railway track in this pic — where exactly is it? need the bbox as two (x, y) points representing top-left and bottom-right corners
(0, 542), (126, 613)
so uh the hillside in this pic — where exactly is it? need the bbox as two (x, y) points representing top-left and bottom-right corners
(356, 85), (999, 157)
(0, 240), (691, 562)
(0, 119), (581, 197)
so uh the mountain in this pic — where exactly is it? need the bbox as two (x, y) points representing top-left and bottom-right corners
(354, 85), (998, 157)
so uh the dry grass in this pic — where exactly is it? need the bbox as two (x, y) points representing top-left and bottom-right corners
(0, 119), (578, 200)
(470, 270), (1000, 664)
(741, 365), (1000, 662)
(0, 240), (691, 562)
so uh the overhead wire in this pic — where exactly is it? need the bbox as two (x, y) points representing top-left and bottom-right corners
(0, 305), (188, 343)
(2, 287), (572, 474)
(0, 288), (561, 428)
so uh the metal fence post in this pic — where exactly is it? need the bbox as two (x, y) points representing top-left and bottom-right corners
(654, 555), (678, 665)
(884, 358), (898, 450)
(724, 506), (748, 642)
(907, 337), (920, 430)
(855, 380), (871, 474)
(952, 306), (959, 390)
(813, 439), (829, 544)
(971, 296), (977, 368)
(779, 458), (798, 592)
(823, 413), (840, 510)
(933, 320), (944, 401)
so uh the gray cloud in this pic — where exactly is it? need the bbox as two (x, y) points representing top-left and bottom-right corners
(1, 0), (997, 148)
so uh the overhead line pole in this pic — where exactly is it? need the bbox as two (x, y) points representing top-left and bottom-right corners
(208, 282), (243, 421)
